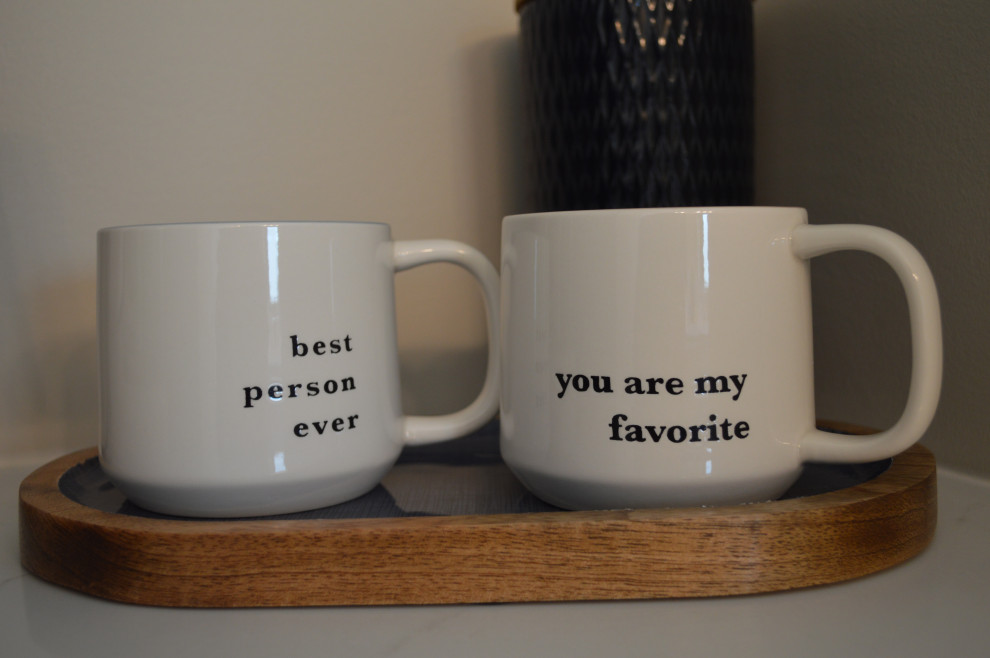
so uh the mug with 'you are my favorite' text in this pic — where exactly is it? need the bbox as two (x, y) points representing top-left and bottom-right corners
(500, 207), (941, 509)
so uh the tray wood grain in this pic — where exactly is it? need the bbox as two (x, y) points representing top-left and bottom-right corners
(19, 423), (936, 607)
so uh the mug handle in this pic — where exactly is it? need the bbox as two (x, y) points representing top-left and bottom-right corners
(791, 224), (942, 462)
(392, 240), (500, 445)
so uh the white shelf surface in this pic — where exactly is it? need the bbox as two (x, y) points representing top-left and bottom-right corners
(1, 458), (988, 658)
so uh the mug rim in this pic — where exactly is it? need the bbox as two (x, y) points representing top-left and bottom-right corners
(98, 220), (389, 233)
(503, 206), (805, 222)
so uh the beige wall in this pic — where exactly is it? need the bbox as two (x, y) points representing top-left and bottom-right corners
(0, 1), (521, 461)
(2, 1), (987, 476)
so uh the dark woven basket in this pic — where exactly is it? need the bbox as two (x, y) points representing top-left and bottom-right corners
(518, 0), (754, 211)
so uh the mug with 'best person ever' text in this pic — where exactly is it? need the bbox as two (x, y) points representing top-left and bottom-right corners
(98, 221), (499, 517)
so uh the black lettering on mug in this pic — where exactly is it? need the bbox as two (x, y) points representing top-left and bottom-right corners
(555, 373), (613, 398)
(609, 413), (750, 443)
(293, 414), (360, 437)
(243, 386), (263, 408)
(693, 374), (748, 401)
(623, 376), (684, 396)
(243, 377), (356, 408)
(291, 334), (354, 357)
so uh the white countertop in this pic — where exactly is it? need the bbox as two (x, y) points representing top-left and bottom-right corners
(2, 456), (989, 658)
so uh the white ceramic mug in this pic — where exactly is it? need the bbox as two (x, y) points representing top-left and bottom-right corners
(98, 221), (499, 517)
(500, 207), (941, 509)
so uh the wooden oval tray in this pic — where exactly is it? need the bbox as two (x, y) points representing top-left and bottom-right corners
(19, 422), (936, 607)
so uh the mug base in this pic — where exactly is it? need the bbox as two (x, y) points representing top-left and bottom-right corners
(107, 464), (393, 518)
(508, 464), (800, 510)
